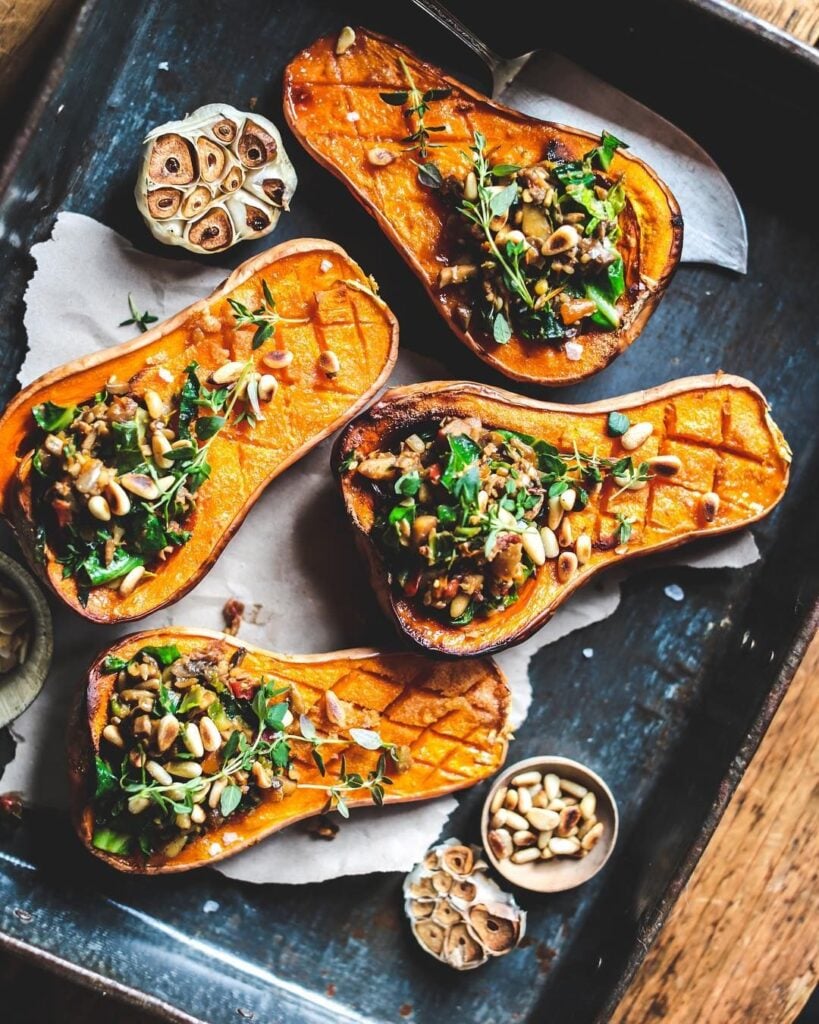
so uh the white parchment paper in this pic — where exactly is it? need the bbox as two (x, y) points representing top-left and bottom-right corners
(1, 213), (758, 884)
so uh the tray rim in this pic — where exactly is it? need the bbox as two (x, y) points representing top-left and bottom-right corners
(0, 0), (818, 1021)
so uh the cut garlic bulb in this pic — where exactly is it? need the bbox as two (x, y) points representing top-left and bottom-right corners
(135, 103), (297, 254)
(403, 838), (526, 970)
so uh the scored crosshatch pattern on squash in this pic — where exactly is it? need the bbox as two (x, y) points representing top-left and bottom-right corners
(75, 634), (510, 871)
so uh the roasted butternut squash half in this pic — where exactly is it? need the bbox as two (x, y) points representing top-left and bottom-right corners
(68, 628), (510, 873)
(0, 239), (398, 623)
(333, 376), (791, 656)
(284, 28), (682, 387)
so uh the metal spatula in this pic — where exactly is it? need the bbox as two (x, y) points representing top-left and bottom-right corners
(411, 0), (748, 273)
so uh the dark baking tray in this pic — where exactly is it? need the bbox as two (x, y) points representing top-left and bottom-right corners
(0, 1), (817, 1021)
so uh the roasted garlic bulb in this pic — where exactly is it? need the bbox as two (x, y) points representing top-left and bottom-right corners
(135, 104), (297, 253)
(403, 838), (526, 970)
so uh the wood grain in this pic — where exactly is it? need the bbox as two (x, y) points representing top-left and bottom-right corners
(613, 633), (819, 1023)
(729, 0), (819, 42)
(0, 0), (78, 101)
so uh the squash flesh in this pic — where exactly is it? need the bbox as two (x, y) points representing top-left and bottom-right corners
(334, 377), (791, 655)
(284, 29), (683, 386)
(0, 241), (398, 622)
(69, 628), (510, 873)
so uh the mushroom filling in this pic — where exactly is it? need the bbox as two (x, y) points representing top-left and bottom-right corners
(437, 130), (629, 347)
(92, 643), (407, 859)
(351, 415), (653, 624)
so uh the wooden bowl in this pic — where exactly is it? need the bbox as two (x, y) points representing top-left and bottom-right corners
(480, 755), (619, 893)
(0, 550), (53, 728)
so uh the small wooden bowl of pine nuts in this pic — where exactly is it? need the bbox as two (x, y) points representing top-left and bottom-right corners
(480, 756), (618, 893)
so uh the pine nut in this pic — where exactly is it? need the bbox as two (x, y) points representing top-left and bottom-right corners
(621, 421), (653, 451)
(560, 778), (588, 798)
(491, 808), (509, 829)
(106, 375), (129, 395)
(504, 788), (519, 810)
(151, 431), (173, 469)
(490, 786), (507, 814)
(511, 847), (540, 864)
(190, 781), (210, 804)
(537, 829), (554, 849)
(146, 760), (173, 786)
(133, 714), (152, 738)
(182, 721), (204, 758)
(580, 792), (597, 819)
(120, 473), (160, 500)
(156, 714), (179, 754)
(212, 360), (246, 384)
(548, 798), (566, 811)
(167, 760), (203, 779)
(540, 526), (559, 559)
(102, 723), (124, 748)
(199, 716), (222, 752)
(702, 491), (720, 522)
(533, 791), (552, 809)
(144, 389), (166, 421)
(504, 811), (530, 832)
(488, 828), (513, 860)
(252, 761), (272, 789)
(544, 773), (561, 800)
(559, 488), (576, 511)
(558, 517), (573, 548)
(367, 146), (394, 167)
(541, 224), (580, 256)
(511, 770), (542, 787)
(106, 481), (131, 516)
(521, 526), (546, 566)
(128, 796), (151, 815)
(549, 836), (581, 856)
(449, 593), (470, 619)
(512, 830), (537, 847)
(44, 434), (64, 456)
(191, 804), (206, 824)
(257, 374), (278, 401)
(119, 565), (146, 596)
(576, 533), (592, 564)
(319, 350), (340, 377)
(581, 822), (605, 851)
(88, 495), (111, 522)
(464, 171), (478, 201)
(540, 847), (555, 860)
(557, 551), (578, 582)
(175, 812), (192, 830)
(335, 25), (356, 54)
(557, 806), (582, 836)
(647, 454), (682, 477)
(516, 787), (532, 815)
(208, 777), (228, 808)
(526, 808), (560, 831)
(578, 815), (598, 839)
(263, 350), (293, 370)
(163, 835), (188, 858)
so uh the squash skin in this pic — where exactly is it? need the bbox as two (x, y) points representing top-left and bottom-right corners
(68, 628), (510, 874)
(333, 376), (791, 656)
(284, 28), (683, 387)
(0, 239), (398, 623)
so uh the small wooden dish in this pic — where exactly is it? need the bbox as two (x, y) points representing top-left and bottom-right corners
(481, 755), (619, 893)
(0, 550), (53, 728)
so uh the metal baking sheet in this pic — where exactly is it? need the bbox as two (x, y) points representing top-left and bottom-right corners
(0, 1), (817, 1021)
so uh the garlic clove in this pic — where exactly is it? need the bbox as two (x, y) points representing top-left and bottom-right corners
(187, 208), (233, 251)
(148, 134), (196, 185)
(146, 187), (182, 219)
(211, 117), (237, 144)
(180, 185), (213, 220)
(196, 136), (227, 182)
(237, 120), (278, 168)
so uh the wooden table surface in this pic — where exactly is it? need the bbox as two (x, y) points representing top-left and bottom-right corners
(1, 2), (817, 1022)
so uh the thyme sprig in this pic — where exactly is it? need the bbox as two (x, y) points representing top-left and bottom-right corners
(119, 293), (158, 333)
(227, 279), (309, 350)
(379, 57), (451, 162)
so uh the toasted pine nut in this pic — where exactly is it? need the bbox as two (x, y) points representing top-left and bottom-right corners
(44, 434), (64, 456)
(163, 835), (188, 858)
(521, 527), (546, 566)
(549, 836), (581, 856)
(558, 517), (573, 548)
(120, 473), (160, 500)
(578, 815), (598, 839)
(487, 828), (513, 860)
(559, 488), (576, 511)
(263, 350), (293, 370)
(621, 421), (653, 451)
(438, 264), (478, 288)
(511, 847), (540, 864)
(557, 806), (582, 836)
(526, 807), (560, 832)
(367, 146), (394, 166)
(102, 723), (124, 748)
(87, 495), (111, 522)
(541, 224), (580, 256)
(106, 375), (129, 395)
(212, 360), (245, 384)
(128, 796), (150, 815)
(146, 760), (173, 786)
(257, 374), (277, 401)
(151, 431), (173, 469)
(490, 786), (508, 814)
(491, 808), (509, 830)
(580, 792), (597, 819)
(167, 760), (203, 779)
(463, 171), (478, 201)
(702, 491), (720, 522)
(449, 593), (470, 619)
(182, 721), (204, 758)
(319, 350), (340, 377)
(512, 829), (537, 847)
(576, 533), (592, 564)
(557, 551), (578, 583)
(199, 716), (222, 752)
(516, 787), (533, 815)
(175, 812), (192, 830)
(544, 773), (561, 800)
(119, 565), (146, 596)
(208, 777), (228, 808)
(547, 494), (563, 531)
(191, 804), (206, 824)
(335, 25), (356, 54)
(144, 389), (166, 420)
(504, 788), (519, 811)
(581, 822), (605, 851)
(252, 761), (272, 789)
(647, 454), (682, 477)
(511, 770), (542, 787)
(106, 481), (131, 516)
(560, 778), (588, 798)
(504, 810), (530, 832)
(537, 829), (554, 849)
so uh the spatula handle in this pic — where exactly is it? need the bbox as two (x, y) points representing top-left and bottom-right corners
(408, 0), (500, 71)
